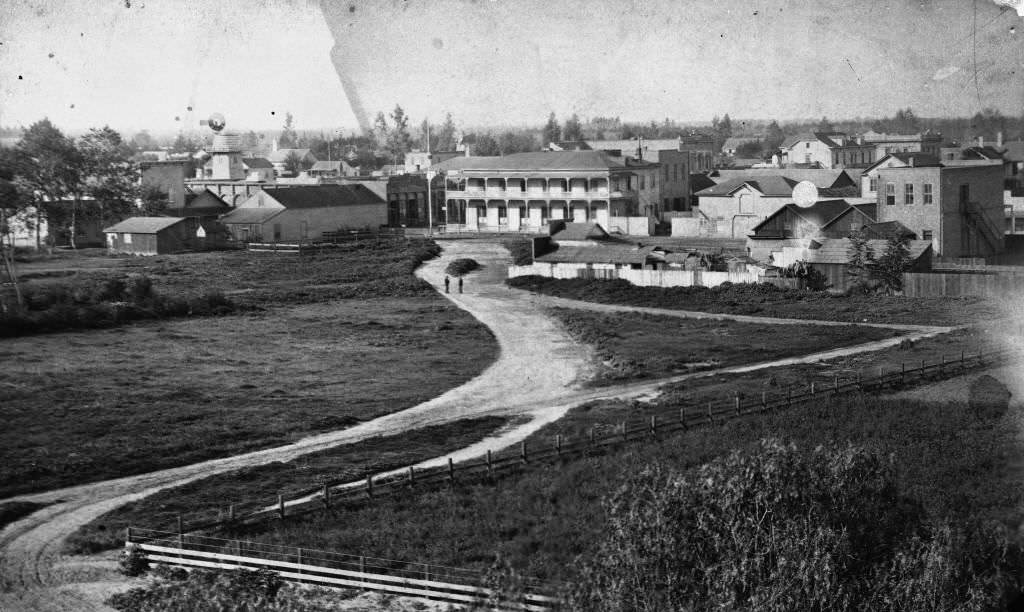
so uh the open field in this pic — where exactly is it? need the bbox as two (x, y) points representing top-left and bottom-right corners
(0, 239), (499, 498)
(225, 390), (1024, 585)
(549, 307), (901, 385)
(67, 417), (507, 555)
(509, 276), (999, 326)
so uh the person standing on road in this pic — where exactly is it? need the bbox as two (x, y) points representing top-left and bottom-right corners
(444, 275), (450, 293)
(458, 276), (464, 294)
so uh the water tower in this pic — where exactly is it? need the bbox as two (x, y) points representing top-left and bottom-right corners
(205, 113), (245, 180)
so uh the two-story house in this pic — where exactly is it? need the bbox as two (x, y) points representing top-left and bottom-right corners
(780, 133), (876, 169)
(434, 151), (639, 232)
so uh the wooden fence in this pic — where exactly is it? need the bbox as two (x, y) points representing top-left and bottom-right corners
(125, 528), (561, 610)
(149, 347), (1016, 538)
(902, 272), (1024, 297)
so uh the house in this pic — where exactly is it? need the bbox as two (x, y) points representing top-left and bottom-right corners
(104, 217), (207, 255)
(242, 158), (276, 182)
(685, 169), (862, 240)
(433, 151), (640, 232)
(875, 158), (1004, 258)
(858, 152), (942, 199)
(220, 184), (387, 243)
(308, 160), (358, 179)
(267, 148), (318, 176)
(746, 200), (877, 261)
(860, 130), (943, 159)
(794, 237), (933, 290)
(404, 150), (462, 173)
(588, 136), (704, 210)
(780, 133), (876, 169)
(385, 173), (444, 228)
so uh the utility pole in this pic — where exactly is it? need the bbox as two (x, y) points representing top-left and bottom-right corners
(425, 121), (433, 237)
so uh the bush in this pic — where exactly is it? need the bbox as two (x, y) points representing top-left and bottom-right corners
(119, 544), (150, 577)
(568, 440), (1023, 612)
(445, 258), (481, 276)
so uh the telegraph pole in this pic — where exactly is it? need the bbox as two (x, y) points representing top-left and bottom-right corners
(425, 121), (433, 237)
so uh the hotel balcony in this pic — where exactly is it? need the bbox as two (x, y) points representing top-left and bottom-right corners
(446, 188), (634, 200)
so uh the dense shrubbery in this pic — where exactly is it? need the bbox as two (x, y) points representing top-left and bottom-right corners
(0, 273), (234, 337)
(502, 238), (534, 266)
(569, 440), (1023, 611)
(445, 258), (481, 276)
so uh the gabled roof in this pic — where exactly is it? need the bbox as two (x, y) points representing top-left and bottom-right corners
(432, 150), (627, 172)
(548, 141), (592, 151)
(722, 137), (760, 150)
(862, 221), (916, 240)
(751, 200), (864, 234)
(103, 217), (188, 234)
(310, 160), (353, 172)
(862, 152), (942, 174)
(267, 148), (315, 163)
(698, 175), (798, 197)
(711, 168), (854, 188)
(260, 184), (385, 209)
(803, 238), (932, 265)
(961, 146), (1004, 160)
(242, 157), (274, 169)
(220, 207), (284, 225)
(551, 222), (610, 241)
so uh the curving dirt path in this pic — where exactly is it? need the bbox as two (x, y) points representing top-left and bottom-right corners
(0, 240), (961, 611)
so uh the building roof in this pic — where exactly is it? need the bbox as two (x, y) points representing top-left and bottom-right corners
(103, 217), (188, 234)
(310, 160), (353, 172)
(803, 238), (932, 265)
(548, 141), (593, 151)
(551, 222), (610, 241)
(750, 200), (860, 234)
(1001, 141), (1024, 162)
(257, 184), (385, 209)
(711, 168), (855, 188)
(536, 241), (695, 266)
(961, 146), (1004, 160)
(862, 220), (916, 240)
(431, 150), (627, 173)
(220, 207), (284, 225)
(267, 148), (314, 163)
(698, 175), (799, 197)
(242, 157), (274, 169)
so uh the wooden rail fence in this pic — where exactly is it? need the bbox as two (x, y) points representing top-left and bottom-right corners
(148, 347), (1018, 538)
(125, 528), (561, 610)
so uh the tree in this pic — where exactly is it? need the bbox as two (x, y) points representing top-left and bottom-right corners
(78, 126), (137, 227)
(543, 112), (561, 144)
(817, 116), (835, 132)
(568, 439), (1024, 612)
(138, 184), (170, 216)
(278, 112), (297, 149)
(497, 130), (536, 155)
(764, 120), (785, 151)
(471, 133), (501, 156)
(13, 119), (81, 249)
(562, 113), (583, 141)
(129, 130), (154, 151)
(372, 111), (389, 152)
(846, 229), (875, 293)
(872, 235), (912, 294)
(282, 150), (304, 176)
(385, 105), (411, 163)
(893, 107), (920, 134)
(735, 139), (763, 158)
(171, 133), (197, 154)
(436, 112), (457, 151)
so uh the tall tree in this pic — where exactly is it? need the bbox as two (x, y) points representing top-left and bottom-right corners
(871, 235), (911, 295)
(278, 112), (297, 148)
(78, 126), (137, 227)
(372, 111), (389, 152)
(543, 112), (561, 144)
(13, 119), (81, 249)
(436, 112), (457, 151)
(282, 150), (304, 176)
(764, 120), (785, 151)
(846, 229), (874, 293)
(471, 133), (501, 156)
(129, 130), (154, 151)
(562, 113), (583, 141)
(386, 104), (411, 163)
(817, 116), (835, 132)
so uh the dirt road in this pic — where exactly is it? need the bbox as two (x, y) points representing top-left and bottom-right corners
(0, 240), (962, 611)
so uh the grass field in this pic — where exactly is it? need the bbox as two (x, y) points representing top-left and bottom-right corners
(549, 307), (901, 385)
(226, 391), (1024, 585)
(67, 417), (508, 554)
(0, 240), (499, 498)
(509, 276), (998, 326)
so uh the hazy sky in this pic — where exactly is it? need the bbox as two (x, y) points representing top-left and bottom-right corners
(1, 0), (1023, 136)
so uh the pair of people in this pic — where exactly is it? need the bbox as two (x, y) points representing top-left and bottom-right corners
(443, 275), (464, 294)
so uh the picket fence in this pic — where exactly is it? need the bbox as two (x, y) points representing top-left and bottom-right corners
(508, 263), (762, 287)
(125, 528), (561, 610)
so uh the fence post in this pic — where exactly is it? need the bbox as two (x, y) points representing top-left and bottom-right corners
(650, 415), (657, 437)
(555, 434), (562, 457)
(787, 388), (792, 407)
(486, 450), (493, 477)
(366, 476), (373, 499)
(857, 370), (862, 390)
(680, 407), (687, 430)
(961, 351), (965, 366)
(834, 375), (839, 394)
(939, 355), (944, 376)
(448, 457), (455, 484)
(177, 515), (183, 559)
(734, 395), (741, 416)
(359, 556), (366, 575)
(297, 547), (303, 578)
(810, 381), (815, 397)
(408, 466), (415, 489)
(621, 421), (628, 442)
(761, 391), (767, 410)
(278, 494), (285, 519)
(126, 526), (132, 545)
(901, 362), (905, 385)
(521, 441), (528, 464)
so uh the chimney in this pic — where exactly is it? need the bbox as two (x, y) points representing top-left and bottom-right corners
(998, 131), (1004, 147)
(978, 136), (984, 147)
(908, 155), (915, 167)
(636, 136), (644, 161)
(677, 135), (683, 151)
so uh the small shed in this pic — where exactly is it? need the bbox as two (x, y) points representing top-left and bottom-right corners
(104, 217), (200, 255)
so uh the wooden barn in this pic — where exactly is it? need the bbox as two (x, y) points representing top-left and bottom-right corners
(103, 217), (205, 255)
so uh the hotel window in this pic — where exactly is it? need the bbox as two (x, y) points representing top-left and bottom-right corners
(885, 183), (895, 205)
(664, 166), (670, 181)
(639, 175), (645, 190)
(922, 230), (933, 241)
(923, 183), (933, 204)
(869, 176), (878, 192)
(904, 184), (914, 205)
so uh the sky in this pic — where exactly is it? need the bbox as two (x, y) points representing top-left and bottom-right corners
(1, 0), (1023, 136)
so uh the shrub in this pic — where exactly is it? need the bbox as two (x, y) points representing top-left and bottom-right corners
(568, 439), (1023, 612)
(446, 258), (481, 276)
(119, 544), (150, 577)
